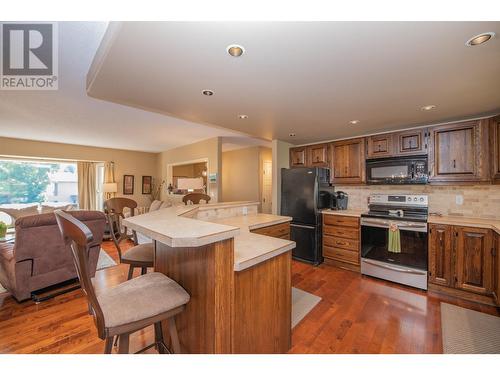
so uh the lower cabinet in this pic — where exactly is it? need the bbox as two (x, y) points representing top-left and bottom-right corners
(494, 232), (500, 305)
(428, 224), (496, 302)
(322, 214), (360, 269)
(251, 222), (290, 240)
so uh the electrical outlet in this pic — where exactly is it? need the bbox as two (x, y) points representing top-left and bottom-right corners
(455, 195), (464, 205)
(242, 207), (248, 215)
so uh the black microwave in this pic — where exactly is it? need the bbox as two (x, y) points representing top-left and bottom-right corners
(366, 156), (428, 184)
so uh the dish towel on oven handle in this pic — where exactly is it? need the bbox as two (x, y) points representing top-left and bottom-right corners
(388, 223), (401, 253)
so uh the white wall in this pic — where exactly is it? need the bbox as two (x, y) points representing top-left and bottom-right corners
(271, 140), (292, 214)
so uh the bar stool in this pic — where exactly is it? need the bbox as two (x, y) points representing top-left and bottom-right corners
(104, 197), (154, 280)
(54, 210), (190, 354)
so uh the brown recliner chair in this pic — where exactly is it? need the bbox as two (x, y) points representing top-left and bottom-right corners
(0, 211), (106, 302)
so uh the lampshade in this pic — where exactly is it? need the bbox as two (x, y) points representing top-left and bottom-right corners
(103, 182), (118, 193)
(177, 177), (204, 190)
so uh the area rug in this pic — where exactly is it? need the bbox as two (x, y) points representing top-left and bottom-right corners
(0, 249), (117, 295)
(441, 302), (500, 353)
(292, 287), (321, 328)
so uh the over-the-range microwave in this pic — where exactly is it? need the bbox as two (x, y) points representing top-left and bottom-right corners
(366, 155), (428, 185)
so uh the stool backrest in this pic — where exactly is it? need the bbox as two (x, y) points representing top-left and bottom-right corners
(104, 197), (138, 259)
(54, 210), (106, 339)
(182, 193), (211, 205)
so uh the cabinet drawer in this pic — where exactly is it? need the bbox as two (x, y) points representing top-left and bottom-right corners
(251, 222), (290, 238)
(323, 226), (359, 239)
(323, 215), (359, 228)
(323, 246), (359, 265)
(323, 235), (359, 251)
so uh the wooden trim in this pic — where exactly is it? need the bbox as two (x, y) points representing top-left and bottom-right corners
(428, 283), (496, 306)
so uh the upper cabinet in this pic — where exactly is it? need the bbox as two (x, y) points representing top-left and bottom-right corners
(330, 138), (366, 184)
(428, 120), (490, 183)
(366, 134), (392, 159)
(290, 147), (307, 168)
(290, 144), (329, 168)
(490, 116), (500, 183)
(308, 143), (329, 167)
(395, 128), (428, 156)
(366, 128), (428, 159)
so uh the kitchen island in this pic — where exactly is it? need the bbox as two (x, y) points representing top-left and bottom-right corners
(123, 201), (295, 354)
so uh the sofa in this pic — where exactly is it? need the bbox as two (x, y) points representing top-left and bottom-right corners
(0, 211), (106, 301)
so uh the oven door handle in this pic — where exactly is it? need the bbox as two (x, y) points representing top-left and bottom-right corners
(362, 259), (427, 276)
(361, 219), (427, 232)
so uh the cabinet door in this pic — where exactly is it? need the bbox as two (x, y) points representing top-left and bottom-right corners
(428, 224), (452, 287)
(494, 233), (500, 305)
(366, 134), (393, 158)
(395, 128), (427, 156)
(454, 226), (493, 295)
(429, 120), (489, 182)
(308, 143), (329, 167)
(290, 147), (307, 168)
(330, 138), (366, 184)
(490, 117), (500, 182)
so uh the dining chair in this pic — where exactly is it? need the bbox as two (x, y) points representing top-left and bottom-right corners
(104, 197), (154, 280)
(54, 210), (190, 354)
(182, 193), (211, 205)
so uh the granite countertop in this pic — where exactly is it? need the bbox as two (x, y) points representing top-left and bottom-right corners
(428, 214), (500, 234)
(122, 203), (295, 271)
(321, 209), (366, 217)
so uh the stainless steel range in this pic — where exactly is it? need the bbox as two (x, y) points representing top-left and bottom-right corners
(360, 194), (428, 290)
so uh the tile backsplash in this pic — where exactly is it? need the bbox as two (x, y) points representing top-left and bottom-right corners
(336, 185), (500, 219)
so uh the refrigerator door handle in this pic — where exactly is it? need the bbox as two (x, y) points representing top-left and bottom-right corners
(290, 223), (316, 229)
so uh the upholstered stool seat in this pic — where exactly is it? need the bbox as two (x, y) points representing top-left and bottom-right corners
(98, 272), (190, 328)
(121, 243), (154, 264)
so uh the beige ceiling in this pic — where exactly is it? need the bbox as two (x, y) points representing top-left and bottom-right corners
(87, 22), (500, 145)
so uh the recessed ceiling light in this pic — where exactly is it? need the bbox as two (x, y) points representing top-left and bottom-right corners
(349, 120), (360, 125)
(466, 32), (495, 46)
(421, 104), (436, 111)
(202, 89), (214, 96)
(238, 114), (248, 119)
(227, 45), (245, 57)
(289, 133), (296, 137)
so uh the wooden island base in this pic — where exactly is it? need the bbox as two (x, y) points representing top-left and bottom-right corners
(155, 239), (291, 354)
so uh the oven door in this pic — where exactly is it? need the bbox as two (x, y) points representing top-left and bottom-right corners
(361, 217), (428, 270)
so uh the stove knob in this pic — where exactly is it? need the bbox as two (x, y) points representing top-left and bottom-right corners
(414, 197), (418, 201)
(420, 197), (424, 202)
(407, 197), (411, 202)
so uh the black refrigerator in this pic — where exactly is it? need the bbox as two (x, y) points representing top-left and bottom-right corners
(281, 167), (332, 265)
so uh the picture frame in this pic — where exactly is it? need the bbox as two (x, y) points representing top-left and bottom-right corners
(123, 175), (134, 195)
(142, 176), (152, 195)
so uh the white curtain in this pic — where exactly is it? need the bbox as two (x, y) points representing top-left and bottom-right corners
(77, 161), (97, 210)
(104, 161), (115, 184)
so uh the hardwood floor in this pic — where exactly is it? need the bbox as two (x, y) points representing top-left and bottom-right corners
(0, 241), (498, 354)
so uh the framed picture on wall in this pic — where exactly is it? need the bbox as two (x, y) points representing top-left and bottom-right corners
(123, 175), (134, 195)
(142, 176), (152, 195)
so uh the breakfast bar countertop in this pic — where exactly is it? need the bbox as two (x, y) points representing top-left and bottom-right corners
(123, 202), (295, 272)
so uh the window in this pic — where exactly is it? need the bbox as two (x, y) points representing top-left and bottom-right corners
(0, 159), (78, 225)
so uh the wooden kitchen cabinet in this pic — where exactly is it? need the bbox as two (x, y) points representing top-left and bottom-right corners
(330, 138), (366, 184)
(454, 226), (493, 295)
(290, 147), (307, 168)
(251, 222), (290, 240)
(366, 134), (393, 159)
(494, 232), (500, 305)
(394, 128), (428, 156)
(428, 224), (497, 304)
(308, 143), (329, 167)
(428, 120), (490, 183)
(490, 116), (500, 182)
(323, 214), (360, 271)
(428, 224), (453, 287)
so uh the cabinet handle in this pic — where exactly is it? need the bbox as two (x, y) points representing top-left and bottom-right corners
(453, 160), (456, 168)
